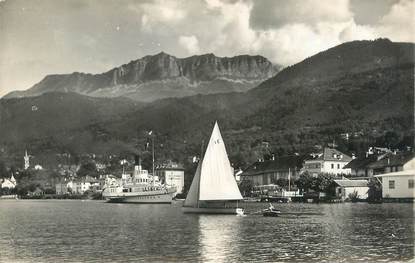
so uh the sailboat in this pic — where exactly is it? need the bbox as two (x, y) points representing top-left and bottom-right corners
(182, 121), (244, 214)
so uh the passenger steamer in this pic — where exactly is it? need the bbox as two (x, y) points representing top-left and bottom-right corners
(102, 161), (176, 204)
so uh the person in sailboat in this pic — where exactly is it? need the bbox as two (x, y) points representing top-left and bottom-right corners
(268, 202), (275, 211)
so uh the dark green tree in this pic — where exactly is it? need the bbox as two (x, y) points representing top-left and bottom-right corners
(77, 161), (98, 178)
(238, 179), (254, 197)
(0, 160), (8, 178)
(295, 172), (314, 193)
(295, 172), (335, 196)
(275, 178), (289, 188)
(315, 173), (336, 195)
(367, 178), (382, 202)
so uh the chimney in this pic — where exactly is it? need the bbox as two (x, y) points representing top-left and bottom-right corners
(134, 154), (142, 171)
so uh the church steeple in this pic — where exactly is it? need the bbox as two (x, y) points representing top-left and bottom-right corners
(10, 173), (16, 184)
(24, 150), (30, 170)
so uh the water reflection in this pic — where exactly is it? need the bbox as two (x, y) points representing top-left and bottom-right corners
(198, 215), (243, 263)
(0, 200), (413, 262)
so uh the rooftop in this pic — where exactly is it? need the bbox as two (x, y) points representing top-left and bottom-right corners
(242, 155), (305, 176)
(156, 161), (185, 171)
(374, 170), (415, 177)
(344, 155), (378, 169)
(367, 152), (414, 169)
(334, 179), (368, 187)
(306, 148), (352, 162)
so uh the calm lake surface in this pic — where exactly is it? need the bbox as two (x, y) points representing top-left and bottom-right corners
(0, 200), (413, 262)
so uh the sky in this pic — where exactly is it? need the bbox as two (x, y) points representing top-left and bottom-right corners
(0, 0), (414, 97)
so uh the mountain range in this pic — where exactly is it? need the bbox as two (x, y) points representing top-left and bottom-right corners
(0, 38), (413, 169)
(4, 53), (277, 102)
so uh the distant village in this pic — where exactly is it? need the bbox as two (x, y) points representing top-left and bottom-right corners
(0, 151), (185, 200)
(1, 144), (414, 203)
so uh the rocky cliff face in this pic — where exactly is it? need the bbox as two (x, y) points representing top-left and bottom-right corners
(5, 53), (276, 102)
(107, 52), (274, 83)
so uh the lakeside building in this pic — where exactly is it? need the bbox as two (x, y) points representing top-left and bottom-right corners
(1, 174), (17, 189)
(102, 174), (119, 188)
(240, 155), (304, 186)
(66, 179), (95, 194)
(155, 161), (185, 194)
(333, 179), (369, 201)
(67, 180), (82, 194)
(28, 187), (44, 196)
(344, 155), (379, 177)
(235, 169), (243, 182)
(55, 182), (68, 195)
(345, 151), (415, 178)
(368, 152), (414, 175)
(303, 148), (352, 176)
(375, 170), (415, 201)
(56, 176), (102, 195)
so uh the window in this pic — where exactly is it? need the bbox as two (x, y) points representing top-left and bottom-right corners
(331, 164), (334, 169)
(389, 180), (395, 189)
(409, 179), (414, 189)
(337, 164), (340, 169)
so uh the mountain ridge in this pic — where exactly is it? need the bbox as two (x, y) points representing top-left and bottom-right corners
(4, 52), (277, 102)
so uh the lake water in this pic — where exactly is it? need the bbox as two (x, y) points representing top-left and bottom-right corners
(0, 200), (413, 262)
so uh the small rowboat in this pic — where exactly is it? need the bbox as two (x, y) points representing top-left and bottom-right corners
(262, 208), (281, 217)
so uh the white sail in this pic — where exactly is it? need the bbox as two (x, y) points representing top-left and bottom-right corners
(183, 161), (201, 207)
(199, 122), (243, 201)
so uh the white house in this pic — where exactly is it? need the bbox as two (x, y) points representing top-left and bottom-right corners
(375, 170), (415, 200)
(103, 175), (120, 187)
(235, 169), (243, 182)
(304, 148), (352, 176)
(333, 179), (368, 201)
(1, 174), (17, 189)
(67, 180), (90, 194)
(34, 164), (43, 170)
(155, 162), (185, 194)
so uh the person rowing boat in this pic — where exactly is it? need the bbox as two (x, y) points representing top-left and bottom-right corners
(263, 203), (280, 217)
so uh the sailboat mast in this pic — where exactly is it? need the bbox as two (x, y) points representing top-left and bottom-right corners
(152, 134), (155, 186)
(200, 139), (205, 159)
(197, 139), (205, 208)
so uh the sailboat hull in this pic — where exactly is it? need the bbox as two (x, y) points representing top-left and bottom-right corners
(182, 206), (242, 214)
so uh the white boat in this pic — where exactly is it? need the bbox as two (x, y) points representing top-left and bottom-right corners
(102, 161), (176, 204)
(182, 121), (244, 214)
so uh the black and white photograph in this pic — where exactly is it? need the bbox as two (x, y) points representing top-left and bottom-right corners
(0, 0), (414, 262)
